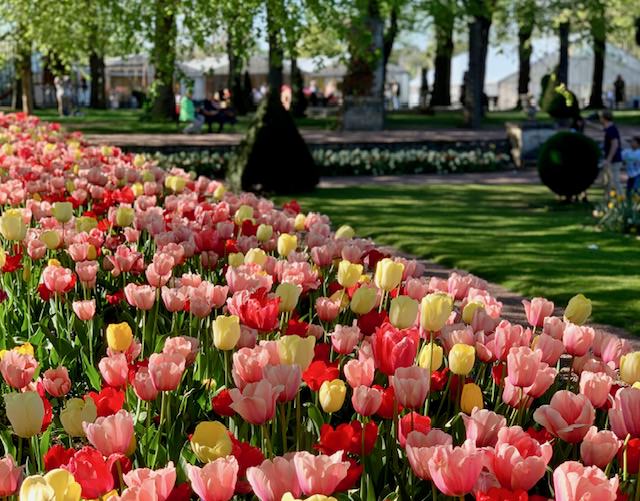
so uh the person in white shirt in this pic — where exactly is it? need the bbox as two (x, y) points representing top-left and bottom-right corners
(622, 135), (640, 197)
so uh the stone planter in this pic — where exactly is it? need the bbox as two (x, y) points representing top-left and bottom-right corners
(506, 122), (556, 168)
(342, 96), (385, 131)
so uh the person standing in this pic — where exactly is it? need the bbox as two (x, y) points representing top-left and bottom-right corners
(614, 75), (626, 109)
(622, 135), (640, 197)
(599, 109), (623, 196)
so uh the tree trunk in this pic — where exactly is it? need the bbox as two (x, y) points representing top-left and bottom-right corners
(465, 18), (484, 129)
(517, 23), (533, 102)
(266, 0), (284, 105)
(588, 14), (605, 109)
(291, 57), (307, 118)
(226, 26), (246, 115)
(431, 18), (454, 106)
(419, 67), (429, 109)
(150, 0), (176, 120)
(89, 50), (107, 109)
(558, 22), (570, 85)
(17, 46), (33, 114)
(12, 77), (22, 110)
(382, 2), (399, 89)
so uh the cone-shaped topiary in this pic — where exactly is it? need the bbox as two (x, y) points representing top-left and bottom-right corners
(226, 92), (319, 194)
(538, 131), (601, 198)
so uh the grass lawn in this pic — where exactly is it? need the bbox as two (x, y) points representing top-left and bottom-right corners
(292, 183), (640, 335)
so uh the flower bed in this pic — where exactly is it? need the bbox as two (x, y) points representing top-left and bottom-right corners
(151, 145), (512, 179)
(0, 111), (636, 500)
(595, 195), (640, 235)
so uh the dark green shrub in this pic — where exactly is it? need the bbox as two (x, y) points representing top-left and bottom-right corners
(540, 73), (580, 121)
(538, 132), (601, 198)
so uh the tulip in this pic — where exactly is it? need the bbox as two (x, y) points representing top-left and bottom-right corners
(43, 366), (72, 397)
(374, 258), (404, 292)
(553, 461), (618, 501)
(132, 367), (159, 402)
(427, 440), (484, 497)
(60, 398), (98, 437)
(292, 451), (349, 496)
(579, 371), (612, 408)
(620, 351), (640, 385)
(246, 457), (301, 501)
(277, 335), (315, 371)
(0, 350), (38, 389)
(533, 333), (565, 366)
(0, 455), (22, 496)
(460, 383), (484, 414)
(580, 426), (621, 468)
(523, 297), (555, 328)
(276, 283), (302, 312)
(533, 391), (595, 443)
(41, 230), (62, 249)
(609, 387), (640, 439)
(330, 324), (362, 355)
(391, 366), (430, 409)
(165, 175), (187, 193)
(163, 336), (199, 366)
(234, 204), (254, 224)
(316, 297), (341, 322)
(343, 358), (374, 388)
(461, 301), (484, 325)
(190, 421), (233, 463)
(65, 447), (115, 499)
(372, 322), (419, 376)
(563, 294), (592, 325)
(98, 353), (129, 388)
(319, 379), (346, 413)
(562, 323), (595, 357)
(335, 224), (355, 239)
(0, 210), (27, 241)
(230, 380), (283, 424)
(4, 391), (44, 438)
(123, 462), (176, 501)
(72, 299), (96, 321)
(263, 364), (302, 403)
(228, 252), (244, 267)
(256, 224), (273, 242)
(418, 342), (444, 372)
(389, 295), (419, 329)
(52, 201), (73, 223)
(405, 429), (453, 480)
(506, 346), (541, 388)
(186, 456), (239, 501)
(83, 409), (134, 456)
(448, 343), (475, 375)
(245, 248), (268, 266)
(277, 234), (297, 257)
(420, 292), (453, 332)
(462, 408), (506, 447)
(148, 353), (186, 391)
(351, 385), (383, 416)
(115, 207), (135, 227)
(212, 315), (241, 351)
(349, 287), (377, 315)
(106, 322), (133, 352)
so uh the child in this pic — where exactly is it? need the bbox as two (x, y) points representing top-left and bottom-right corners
(622, 135), (640, 197)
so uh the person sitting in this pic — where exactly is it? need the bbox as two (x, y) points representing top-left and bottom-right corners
(200, 92), (222, 133)
(179, 89), (204, 134)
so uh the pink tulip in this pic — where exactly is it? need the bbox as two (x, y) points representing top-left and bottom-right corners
(42, 265), (76, 293)
(507, 346), (541, 388)
(502, 379), (532, 409)
(124, 283), (156, 311)
(343, 358), (374, 388)
(292, 451), (349, 496)
(76, 260), (98, 287)
(579, 371), (613, 408)
(246, 457), (301, 501)
(405, 429), (453, 480)
(462, 408), (506, 448)
(229, 380), (282, 425)
(522, 297), (554, 327)
(163, 336), (199, 366)
(609, 387), (640, 439)
(492, 426), (553, 491)
(331, 324), (362, 355)
(108, 245), (143, 276)
(316, 297), (340, 323)
(351, 385), (383, 416)
(523, 362), (557, 398)
(553, 461), (619, 501)
(148, 353), (186, 391)
(600, 334), (631, 368)
(488, 320), (531, 361)
(83, 409), (134, 456)
(133, 367), (159, 402)
(427, 440), (484, 496)
(186, 457), (238, 501)
(562, 323), (595, 357)
(43, 366), (72, 397)
(534, 333), (565, 365)
(161, 287), (187, 312)
(0, 351), (38, 389)
(146, 263), (172, 288)
(0, 455), (22, 496)
(391, 365), (430, 409)
(232, 346), (271, 389)
(68, 242), (92, 261)
(405, 278), (429, 301)
(580, 426), (621, 468)
(27, 239), (47, 260)
(543, 316), (566, 339)
(263, 364), (301, 403)
(99, 353), (129, 388)
(533, 391), (595, 443)
(72, 299), (96, 321)
(123, 462), (176, 501)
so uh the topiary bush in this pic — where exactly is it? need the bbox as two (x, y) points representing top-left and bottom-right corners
(538, 131), (601, 198)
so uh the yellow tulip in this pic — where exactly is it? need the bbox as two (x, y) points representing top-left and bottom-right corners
(420, 292), (454, 332)
(115, 207), (135, 227)
(418, 342), (444, 372)
(41, 230), (62, 250)
(228, 252), (245, 267)
(337, 260), (363, 288)
(620, 352), (640, 385)
(462, 301), (485, 325)
(234, 205), (254, 225)
(319, 379), (346, 413)
(374, 258), (404, 292)
(448, 344), (476, 376)
(60, 398), (97, 437)
(256, 224), (273, 242)
(277, 234), (297, 257)
(190, 421), (233, 463)
(164, 176), (187, 193)
(350, 287), (377, 315)
(564, 294), (592, 325)
(133, 154), (146, 167)
(14, 342), (35, 356)
(131, 183), (144, 197)
(75, 216), (98, 233)
(282, 494), (337, 501)
(0, 247), (5, 269)
(334, 225), (355, 240)
(389, 295), (419, 329)
(294, 213), (307, 232)
(460, 383), (484, 414)
(277, 335), (315, 370)
(44, 469), (82, 501)
(276, 283), (302, 312)
(213, 184), (226, 200)
(48, 258), (61, 267)
(329, 289), (350, 310)
(100, 146), (113, 157)
(19, 475), (55, 501)
(244, 248), (267, 267)
(106, 322), (133, 352)
(0, 210), (27, 241)
(4, 391), (44, 438)
(142, 170), (155, 183)
(52, 202), (73, 223)
(212, 315), (241, 351)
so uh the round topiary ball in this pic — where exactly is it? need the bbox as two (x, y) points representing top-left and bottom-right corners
(538, 132), (601, 198)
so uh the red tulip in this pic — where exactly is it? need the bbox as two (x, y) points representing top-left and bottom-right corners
(227, 289), (280, 332)
(65, 447), (115, 499)
(372, 322), (419, 376)
(43, 444), (74, 471)
(302, 360), (340, 392)
(86, 387), (126, 417)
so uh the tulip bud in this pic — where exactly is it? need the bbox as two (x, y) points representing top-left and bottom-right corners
(256, 224), (273, 242)
(420, 292), (453, 332)
(277, 234), (297, 257)
(40, 230), (61, 250)
(294, 213), (306, 232)
(106, 322), (133, 352)
(374, 258), (404, 292)
(319, 379), (346, 413)
(75, 216), (98, 233)
(213, 184), (226, 200)
(52, 202), (73, 223)
(244, 248), (267, 267)
(335, 225), (355, 240)
(620, 352), (640, 385)
(133, 154), (145, 167)
(460, 383), (484, 414)
(234, 205), (254, 225)
(212, 315), (241, 351)
(418, 342), (444, 372)
(277, 335), (315, 370)
(462, 301), (484, 325)
(228, 252), (245, 267)
(115, 207), (135, 227)
(275, 283), (302, 312)
(389, 295), (419, 329)
(0, 210), (27, 241)
(132, 183), (144, 197)
(190, 421), (233, 463)
(60, 398), (97, 437)
(350, 287), (377, 315)
(564, 294), (592, 325)
(337, 260), (363, 288)
(448, 344), (475, 376)
(4, 392), (45, 438)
